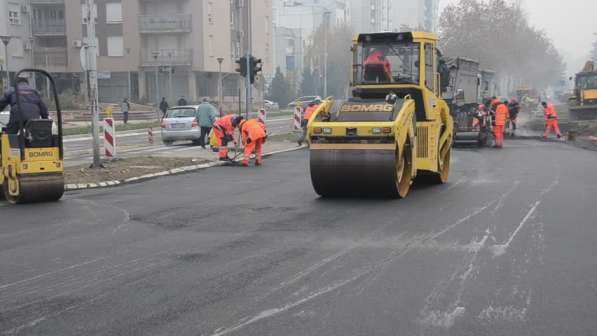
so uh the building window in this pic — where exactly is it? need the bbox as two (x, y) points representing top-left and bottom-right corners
(8, 5), (20, 25)
(106, 3), (123, 24)
(107, 36), (124, 57)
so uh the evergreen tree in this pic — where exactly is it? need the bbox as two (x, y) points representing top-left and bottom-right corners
(267, 67), (295, 107)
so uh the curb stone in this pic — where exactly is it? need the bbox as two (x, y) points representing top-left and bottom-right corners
(65, 145), (307, 191)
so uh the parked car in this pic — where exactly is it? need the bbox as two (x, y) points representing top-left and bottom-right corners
(287, 96), (320, 108)
(160, 106), (201, 145)
(264, 100), (279, 110)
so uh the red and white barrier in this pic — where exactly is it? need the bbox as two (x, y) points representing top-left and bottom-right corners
(258, 108), (267, 124)
(104, 118), (116, 158)
(294, 106), (302, 130)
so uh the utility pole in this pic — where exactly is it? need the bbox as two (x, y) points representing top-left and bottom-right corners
(323, 11), (331, 97)
(217, 57), (224, 116)
(245, 0), (252, 119)
(85, 0), (101, 168)
(152, 52), (160, 119)
(0, 36), (12, 91)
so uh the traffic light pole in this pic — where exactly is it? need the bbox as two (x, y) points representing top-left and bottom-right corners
(245, 0), (252, 120)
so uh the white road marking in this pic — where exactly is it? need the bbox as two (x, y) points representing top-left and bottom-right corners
(64, 131), (147, 143)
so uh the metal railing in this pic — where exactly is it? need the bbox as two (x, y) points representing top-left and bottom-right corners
(34, 47), (67, 67)
(32, 22), (66, 35)
(138, 14), (192, 33)
(141, 49), (193, 66)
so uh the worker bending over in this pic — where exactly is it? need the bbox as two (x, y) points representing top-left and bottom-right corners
(494, 100), (510, 148)
(239, 119), (267, 167)
(541, 102), (561, 139)
(213, 114), (243, 161)
(298, 98), (321, 146)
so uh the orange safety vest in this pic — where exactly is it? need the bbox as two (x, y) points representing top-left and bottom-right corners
(495, 103), (509, 126)
(364, 51), (393, 81)
(213, 114), (236, 135)
(303, 104), (320, 121)
(544, 104), (558, 119)
(240, 119), (266, 144)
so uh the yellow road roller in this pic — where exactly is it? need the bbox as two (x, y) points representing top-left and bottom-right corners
(0, 69), (64, 204)
(307, 32), (453, 198)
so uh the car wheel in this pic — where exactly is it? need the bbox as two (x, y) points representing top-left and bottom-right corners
(163, 140), (174, 146)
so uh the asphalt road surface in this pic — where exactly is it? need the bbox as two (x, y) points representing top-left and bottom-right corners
(2, 139), (597, 335)
(63, 117), (294, 167)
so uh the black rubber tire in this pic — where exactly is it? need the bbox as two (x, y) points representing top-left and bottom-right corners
(163, 140), (174, 146)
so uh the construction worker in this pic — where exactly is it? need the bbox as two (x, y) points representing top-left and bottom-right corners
(541, 101), (562, 139)
(472, 104), (486, 130)
(213, 114), (243, 161)
(507, 98), (520, 136)
(298, 98), (321, 146)
(494, 100), (510, 148)
(239, 118), (267, 167)
(0, 77), (48, 134)
(364, 47), (393, 82)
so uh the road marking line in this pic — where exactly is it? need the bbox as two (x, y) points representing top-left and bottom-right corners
(64, 132), (146, 143)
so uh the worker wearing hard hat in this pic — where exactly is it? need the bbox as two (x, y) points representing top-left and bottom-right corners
(541, 101), (562, 139)
(239, 118), (267, 166)
(494, 100), (510, 148)
(213, 114), (243, 161)
(298, 98), (322, 146)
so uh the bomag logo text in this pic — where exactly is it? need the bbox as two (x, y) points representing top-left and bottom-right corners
(29, 151), (54, 158)
(341, 104), (393, 112)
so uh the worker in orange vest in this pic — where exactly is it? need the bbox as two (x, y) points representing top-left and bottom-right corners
(364, 47), (393, 82)
(239, 118), (267, 166)
(541, 101), (562, 139)
(212, 114), (243, 161)
(494, 100), (510, 148)
(298, 98), (322, 146)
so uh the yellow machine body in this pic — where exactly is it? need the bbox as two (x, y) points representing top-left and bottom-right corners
(307, 32), (453, 197)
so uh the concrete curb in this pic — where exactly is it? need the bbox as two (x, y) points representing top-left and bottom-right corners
(65, 145), (307, 192)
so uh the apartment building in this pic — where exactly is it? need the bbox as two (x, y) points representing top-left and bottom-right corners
(5, 0), (272, 104)
(350, 0), (440, 34)
(0, 0), (34, 88)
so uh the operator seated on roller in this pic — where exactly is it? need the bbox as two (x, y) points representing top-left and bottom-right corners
(0, 77), (49, 161)
(212, 114), (243, 161)
(364, 46), (393, 82)
(0, 77), (49, 134)
(239, 118), (267, 167)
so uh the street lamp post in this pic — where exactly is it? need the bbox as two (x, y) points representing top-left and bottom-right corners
(217, 57), (224, 116)
(152, 51), (160, 119)
(0, 35), (12, 90)
(323, 11), (331, 98)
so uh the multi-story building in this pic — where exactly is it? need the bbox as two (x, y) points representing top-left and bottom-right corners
(0, 0), (34, 88)
(5, 0), (272, 105)
(349, 0), (392, 33)
(391, 0), (440, 33)
(350, 0), (439, 34)
(272, 0), (349, 79)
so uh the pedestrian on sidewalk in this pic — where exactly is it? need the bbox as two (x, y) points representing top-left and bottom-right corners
(541, 101), (562, 139)
(494, 100), (510, 148)
(239, 118), (267, 166)
(196, 97), (218, 149)
(121, 98), (130, 124)
(213, 114), (243, 161)
(177, 96), (188, 106)
(159, 97), (169, 118)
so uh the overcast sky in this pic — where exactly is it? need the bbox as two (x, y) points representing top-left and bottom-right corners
(439, 0), (597, 75)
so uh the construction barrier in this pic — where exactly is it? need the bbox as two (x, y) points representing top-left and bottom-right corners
(258, 108), (267, 124)
(294, 106), (302, 130)
(104, 118), (116, 157)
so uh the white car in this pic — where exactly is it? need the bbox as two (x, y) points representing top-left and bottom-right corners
(264, 100), (279, 110)
(160, 106), (201, 145)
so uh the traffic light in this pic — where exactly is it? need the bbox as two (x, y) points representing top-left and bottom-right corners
(235, 57), (247, 77)
(250, 57), (263, 84)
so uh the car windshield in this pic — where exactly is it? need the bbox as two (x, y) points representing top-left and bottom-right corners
(354, 42), (420, 85)
(166, 108), (196, 118)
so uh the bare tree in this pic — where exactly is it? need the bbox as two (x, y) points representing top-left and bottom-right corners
(440, 0), (565, 90)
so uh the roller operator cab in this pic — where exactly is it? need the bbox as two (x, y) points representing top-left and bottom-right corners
(307, 32), (453, 198)
(0, 69), (64, 204)
(569, 61), (597, 120)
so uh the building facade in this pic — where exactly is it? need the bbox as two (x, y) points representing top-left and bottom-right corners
(0, 0), (34, 89)
(2, 0), (273, 105)
(350, 0), (440, 34)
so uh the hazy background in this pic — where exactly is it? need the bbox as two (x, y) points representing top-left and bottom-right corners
(440, 0), (597, 76)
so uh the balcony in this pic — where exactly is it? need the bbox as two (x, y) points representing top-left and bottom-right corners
(141, 49), (193, 66)
(34, 47), (67, 67)
(138, 14), (192, 34)
(32, 21), (66, 36)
